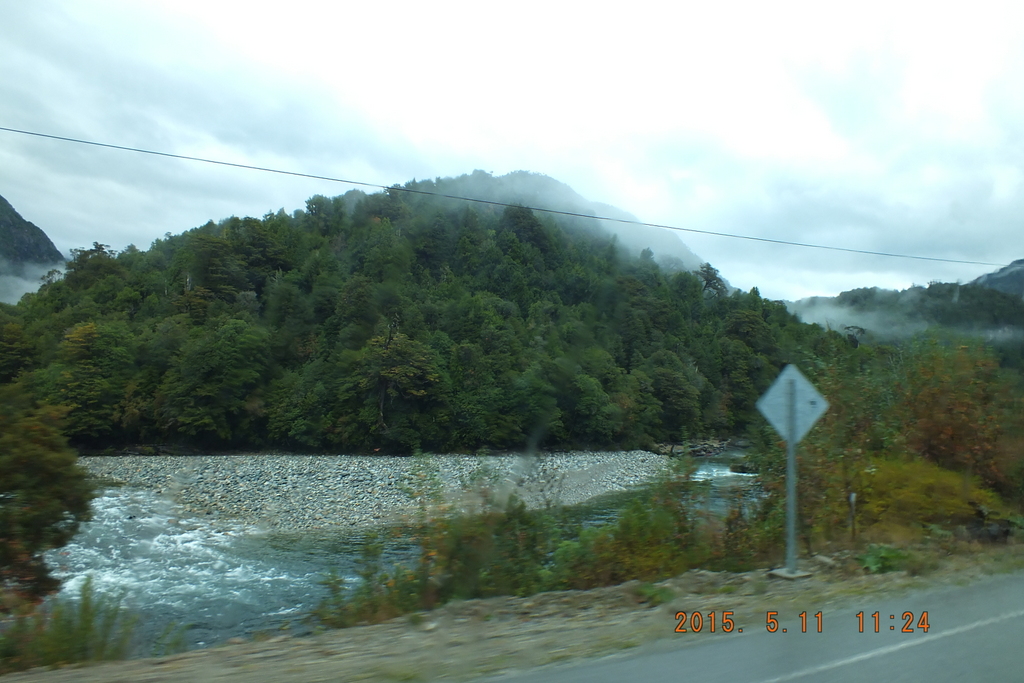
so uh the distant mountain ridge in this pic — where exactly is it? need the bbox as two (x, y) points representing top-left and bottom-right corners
(788, 277), (1024, 368)
(972, 258), (1024, 298)
(0, 194), (64, 267)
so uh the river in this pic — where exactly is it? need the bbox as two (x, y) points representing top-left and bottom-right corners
(39, 452), (757, 656)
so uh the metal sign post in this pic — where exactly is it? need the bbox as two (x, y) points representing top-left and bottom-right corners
(756, 365), (828, 579)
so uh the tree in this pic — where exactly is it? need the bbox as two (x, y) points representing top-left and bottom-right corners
(63, 243), (122, 294)
(697, 263), (727, 299)
(335, 330), (448, 450)
(643, 350), (703, 439)
(33, 322), (132, 442)
(172, 233), (245, 301)
(266, 361), (335, 450)
(0, 323), (34, 384)
(564, 373), (619, 444)
(156, 318), (269, 443)
(0, 383), (94, 606)
(899, 340), (1006, 488)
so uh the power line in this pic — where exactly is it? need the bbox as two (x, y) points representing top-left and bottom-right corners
(0, 125), (1011, 268)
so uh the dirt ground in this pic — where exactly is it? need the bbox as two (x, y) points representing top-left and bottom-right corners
(3, 542), (1023, 683)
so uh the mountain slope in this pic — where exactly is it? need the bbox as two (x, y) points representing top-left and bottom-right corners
(972, 258), (1024, 298)
(0, 194), (64, 267)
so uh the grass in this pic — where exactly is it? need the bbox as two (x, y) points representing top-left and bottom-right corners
(0, 576), (138, 674)
(607, 637), (641, 650)
(632, 583), (675, 606)
(150, 621), (189, 657)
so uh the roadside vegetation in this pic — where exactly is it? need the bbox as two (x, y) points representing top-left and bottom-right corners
(0, 577), (137, 675)
(309, 336), (1024, 630)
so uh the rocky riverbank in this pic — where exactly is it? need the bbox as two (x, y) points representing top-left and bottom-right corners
(75, 451), (674, 532)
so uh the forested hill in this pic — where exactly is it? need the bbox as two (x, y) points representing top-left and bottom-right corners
(0, 172), (837, 452)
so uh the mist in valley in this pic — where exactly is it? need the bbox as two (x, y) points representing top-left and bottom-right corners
(789, 282), (1024, 349)
(0, 259), (61, 305)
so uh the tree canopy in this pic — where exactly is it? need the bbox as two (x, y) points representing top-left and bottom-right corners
(2, 172), (1020, 456)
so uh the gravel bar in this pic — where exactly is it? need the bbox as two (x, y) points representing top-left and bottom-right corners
(75, 451), (674, 532)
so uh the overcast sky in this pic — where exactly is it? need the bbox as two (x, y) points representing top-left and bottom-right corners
(2, 0), (1023, 301)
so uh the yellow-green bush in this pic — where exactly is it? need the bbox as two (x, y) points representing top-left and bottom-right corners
(860, 458), (1003, 531)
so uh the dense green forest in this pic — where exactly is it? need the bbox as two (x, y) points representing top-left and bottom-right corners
(3, 171), (1023, 457)
(0, 172), (841, 453)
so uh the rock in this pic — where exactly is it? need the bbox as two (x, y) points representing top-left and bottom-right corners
(812, 554), (837, 568)
(969, 520), (1011, 543)
(968, 501), (1012, 543)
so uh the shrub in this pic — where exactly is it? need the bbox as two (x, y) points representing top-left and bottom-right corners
(544, 460), (706, 590)
(898, 340), (1007, 488)
(749, 339), (1022, 551)
(860, 458), (1003, 531)
(902, 550), (941, 577)
(0, 576), (137, 674)
(860, 544), (909, 577)
(309, 535), (421, 628)
(310, 456), (713, 627)
(857, 544), (907, 573)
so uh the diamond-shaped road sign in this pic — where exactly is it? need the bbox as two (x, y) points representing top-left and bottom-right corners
(756, 364), (828, 443)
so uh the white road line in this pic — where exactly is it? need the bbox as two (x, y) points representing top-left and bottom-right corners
(752, 608), (1024, 683)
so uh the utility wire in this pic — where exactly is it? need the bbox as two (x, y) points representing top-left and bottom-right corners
(0, 125), (1011, 268)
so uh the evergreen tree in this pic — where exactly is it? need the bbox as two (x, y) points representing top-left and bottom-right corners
(0, 383), (94, 604)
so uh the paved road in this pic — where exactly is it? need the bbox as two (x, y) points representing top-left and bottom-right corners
(475, 571), (1024, 683)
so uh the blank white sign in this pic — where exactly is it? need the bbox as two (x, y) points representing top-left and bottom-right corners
(756, 364), (828, 443)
